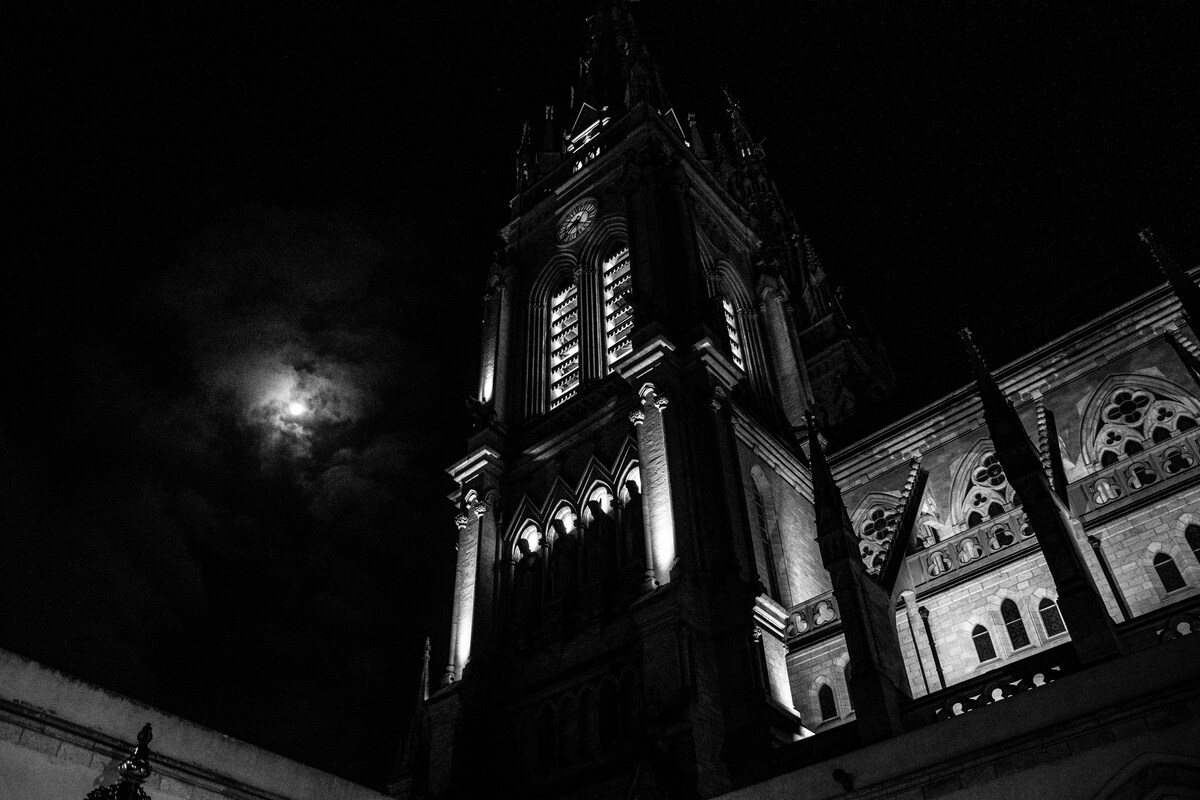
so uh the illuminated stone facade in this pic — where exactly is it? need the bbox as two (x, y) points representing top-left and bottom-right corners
(398, 3), (1200, 799)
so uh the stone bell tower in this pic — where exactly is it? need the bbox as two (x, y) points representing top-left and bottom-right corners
(394, 3), (895, 798)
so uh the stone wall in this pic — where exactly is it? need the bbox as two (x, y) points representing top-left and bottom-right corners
(718, 633), (1200, 800)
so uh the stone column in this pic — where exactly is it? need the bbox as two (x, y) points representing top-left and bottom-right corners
(469, 495), (499, 662)
(759, 286), (808, 429)
(737, 307), (776, 400)
(444, 512), (474, 685)
(525, 301), (548, 417)
(629, 382), (677, 588)
(575, 264), (604, 383)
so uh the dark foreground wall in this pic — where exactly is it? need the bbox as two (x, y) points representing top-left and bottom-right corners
(0, 648), (389, 800)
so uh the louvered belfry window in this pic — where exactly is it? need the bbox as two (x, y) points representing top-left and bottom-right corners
(722, 298), (744, 370)
(549, 281), (581, 408)
(603, 248), (634, 369)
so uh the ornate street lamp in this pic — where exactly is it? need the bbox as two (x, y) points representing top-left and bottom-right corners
(86, 723), (153, 800)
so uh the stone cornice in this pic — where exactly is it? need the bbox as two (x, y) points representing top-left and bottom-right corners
(446, 445), (504, 486)
(831, 277), (1192, 486)
(731, 404), (814, 502)
(692, 337), (743, 391)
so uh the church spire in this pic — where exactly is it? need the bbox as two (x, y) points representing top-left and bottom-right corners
(572, 1), (669, 124)
(958, 330), (1122, 665)
(806, 411), (909, 743)
(391, 638), (433, 797)
(1139, 228), (1200, 331)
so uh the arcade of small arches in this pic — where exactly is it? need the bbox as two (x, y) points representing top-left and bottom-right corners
(505, 463), (648, 632)
(519, 668), (643, 779)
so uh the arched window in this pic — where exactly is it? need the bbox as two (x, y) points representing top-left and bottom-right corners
(619, 670), (641, 736)
(963, 452), (1019, 528)
(514, 523), (542, 559)
(972, 624), (997, 663)
(1153, 552), (1187, 593)
(577, 688), (598, 760)
(618, 464), (642, 504)
(857, 502), (899, 575)
(598, 681), (619, 747)
(1001, 599), (1031, 650)
(1038, 597), (1066, 638)
(557, 696), (577, 765)
(602, 248), (633, 369)
(843, 664), (854, 711)
(721, 297), (744, 370)
(535, 705), (556, 771)
(818, 684), (838, 721)
(549, 279), (581, 408)
(581, 486), (612, 527)
(751, 478), (782, 602)
(1187, 523), (1200, 564)
(1088, 383), (1200, 467)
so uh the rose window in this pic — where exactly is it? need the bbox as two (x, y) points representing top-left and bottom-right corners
(972, 454), (1006, 488)
(857, 503), (899, 574)
(1103, 389), (1151, 426)
(1092, 385), (1200, 468)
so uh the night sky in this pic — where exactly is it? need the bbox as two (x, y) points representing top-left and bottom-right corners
(6, 0), (1199, 788)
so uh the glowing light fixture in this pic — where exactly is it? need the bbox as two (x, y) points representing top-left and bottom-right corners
(287, 401), (307, 416)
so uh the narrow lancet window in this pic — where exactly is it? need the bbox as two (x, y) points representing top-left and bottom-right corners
(722, 297), (744, 370)
(1153, 552), (1186, 593)
(1001, 599), (1030, 650)
(549, 281), (580, 408)
(1038, 597), (1066, 638)
(603, 248), (634, 369)
(818, 684), (838, 720)
(1187, 523), (1200, 564)
(972, 624), (997, 663)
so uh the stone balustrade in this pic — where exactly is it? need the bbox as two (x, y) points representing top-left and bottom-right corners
(783, 590), (841, 645)
(906, 505), (1036, 591)
(1068, 428), (1200, 525)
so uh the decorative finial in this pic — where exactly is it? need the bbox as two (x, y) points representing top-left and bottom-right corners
(1139, 226), (1200, 330)
(722, 85), (740, 112)
(1138, 227), (1163, 269)
(85, 724), (154, 799)
(958, 327), (992, 377)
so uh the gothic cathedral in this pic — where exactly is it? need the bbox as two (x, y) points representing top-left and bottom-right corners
(393, 4), (1200, 799)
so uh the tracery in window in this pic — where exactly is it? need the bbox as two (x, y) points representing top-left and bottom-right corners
(961, 451), (1019, 528)
(818, 684), (838, 721)
(1038, 597), (1066, 638)
(856, 503), (899, 576)
(549, 280), (581, 408)
(602, 248), (633, 369)
(1187, 523), (1200, 564)
(1092, 385), (1199, 468)
(1153, 552), (1187, 593)
(972, 624), (997, 663)
(721, 297), (744, 370)
(1001, 599), (1030, 650)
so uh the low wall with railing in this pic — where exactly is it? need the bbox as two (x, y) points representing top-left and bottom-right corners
(0, 648), (387, 800)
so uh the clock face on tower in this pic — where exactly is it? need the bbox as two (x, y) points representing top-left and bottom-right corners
(557, 198), (598, 243)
